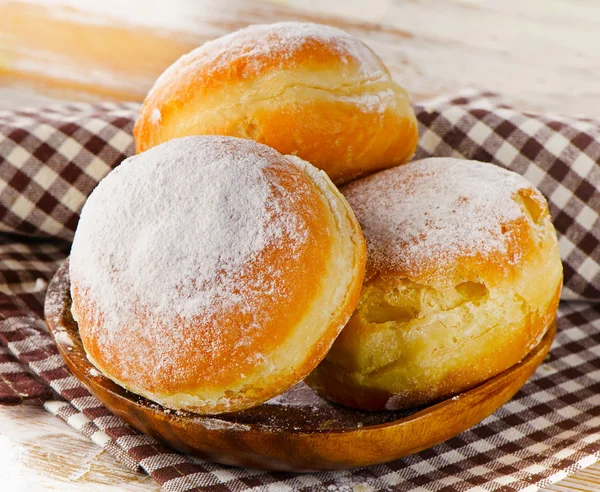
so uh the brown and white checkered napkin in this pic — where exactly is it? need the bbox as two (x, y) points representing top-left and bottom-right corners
(1, 91), (599, 491)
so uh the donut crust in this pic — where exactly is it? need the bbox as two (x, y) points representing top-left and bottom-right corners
(71, 136), (366, 414)
(306, 158), (563, 410)
(134, 22), (418, 184)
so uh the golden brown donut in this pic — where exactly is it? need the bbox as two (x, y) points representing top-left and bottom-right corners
(134, 21), (418, 184)
(306, 157), (563, 411)
(70, 136), (366, 414)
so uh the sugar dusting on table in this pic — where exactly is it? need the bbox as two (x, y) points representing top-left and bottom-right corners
(342, 157), (542, 282)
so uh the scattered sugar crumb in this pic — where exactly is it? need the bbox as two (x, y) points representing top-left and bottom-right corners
(150, 107), (161, 124)
(53, 330), (74, 348)
(35, 278), (48, 292)
(264, 382), (324, 408)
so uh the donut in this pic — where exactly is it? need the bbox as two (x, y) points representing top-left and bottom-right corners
(133, 21), (418, 184)
(69, 136), (366, 414)
(306, 158), (563, 411)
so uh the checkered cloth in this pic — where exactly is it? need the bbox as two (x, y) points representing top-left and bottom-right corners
(0, 90), (599, 491)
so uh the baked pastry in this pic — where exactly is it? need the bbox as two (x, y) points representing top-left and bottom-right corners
(134, 21), (418, 184)
(306, 157), (562, 410)
(70, 136), (366, 414)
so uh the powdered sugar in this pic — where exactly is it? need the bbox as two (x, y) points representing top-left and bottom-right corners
(69, 136), (312, 383)
(342, 158), (538, 282)
(194, 418), (251, 432)
(285, 154), (343, 224)
(151, 21), (386, 92)
(337, 88), (397, 113)
(264, 382), (325, 408)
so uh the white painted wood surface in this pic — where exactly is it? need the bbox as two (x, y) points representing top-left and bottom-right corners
(0, 405), (159, 491)
(1, 1), (599, 490)
(1, 0), (599, 114)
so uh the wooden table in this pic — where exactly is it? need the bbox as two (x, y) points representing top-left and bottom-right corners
(1, 1), (599, 490)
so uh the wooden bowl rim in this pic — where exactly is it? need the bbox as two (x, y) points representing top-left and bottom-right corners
(45, 259), (556, 438)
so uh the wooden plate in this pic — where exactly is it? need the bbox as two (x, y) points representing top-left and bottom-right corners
(45, 260), (556, 472)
